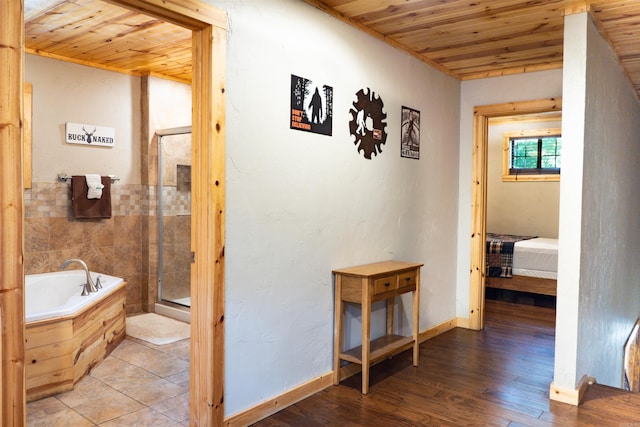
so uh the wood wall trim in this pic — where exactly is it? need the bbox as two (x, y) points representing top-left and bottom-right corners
(0, 0), (26, 424)
(469, 98), (562, 331)
(418, 317), (459, 343)
(224, 373), (334, 426)
(563, 1), (591, 16)
(104, 0), (227, 30)
(24, 48), (192, 85)
(0, 308), (2, 417)
(549, 374), (592, 406)
(5, 0), (227, 424)
(469, 114), (489, 330)
(461, 63), (563, 81)
(226, 317), (460, 425)
(474, 98), (562, 117)
(109, 1), (228, 423)
(190, 21), (227, 424)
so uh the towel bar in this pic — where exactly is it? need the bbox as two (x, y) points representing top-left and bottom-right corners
(57, 174), (120, 183)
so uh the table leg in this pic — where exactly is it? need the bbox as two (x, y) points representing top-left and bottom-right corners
(333, 275), (343, 385)
(412, 270), (420, 366)
(362, 278), (371, 394)
(386, 297), (394, 336)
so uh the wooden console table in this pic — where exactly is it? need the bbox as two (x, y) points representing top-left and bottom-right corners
(333, 260), (423, 394)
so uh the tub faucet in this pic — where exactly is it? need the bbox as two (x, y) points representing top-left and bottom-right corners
(59, 259), (98, 293)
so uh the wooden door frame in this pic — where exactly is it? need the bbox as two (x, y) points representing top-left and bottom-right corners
(468, 98), (562, 330)
(1, 1), (227, 424)
(1, 1), (26, 423)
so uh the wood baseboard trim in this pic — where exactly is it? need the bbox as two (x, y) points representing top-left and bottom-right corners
(419, 317), (460, 343)
(455, 316), (470, 329)
(549, 374), (593, 406)
(224, 372), (333, 426)
(224, 317), (460, 425)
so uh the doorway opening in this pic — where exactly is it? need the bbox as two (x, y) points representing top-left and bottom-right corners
(7, 0), (227, 424)
(468, 98), (562, 331)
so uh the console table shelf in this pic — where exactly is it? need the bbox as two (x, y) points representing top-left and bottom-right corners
(333, 260), (423, 394)
(339, 334), (415, 365)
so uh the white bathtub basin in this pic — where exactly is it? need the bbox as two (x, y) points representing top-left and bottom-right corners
(26, 270), (124, 323)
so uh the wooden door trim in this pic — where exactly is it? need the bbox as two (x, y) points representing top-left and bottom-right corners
(113, 2), (227, 424)
(469, 98), (562, 330)
(1, 1), (26, 424)
(3, 1), (227, 425)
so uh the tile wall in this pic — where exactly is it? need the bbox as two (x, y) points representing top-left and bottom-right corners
(24, 181), (147, 313)
(24, 130), (192, 314)
(24, 177), (191, 314)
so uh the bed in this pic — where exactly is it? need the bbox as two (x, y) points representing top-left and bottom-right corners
(485, 233), (558, 297)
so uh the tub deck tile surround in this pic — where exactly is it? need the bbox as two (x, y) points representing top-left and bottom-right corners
(26, 335), (190, 426)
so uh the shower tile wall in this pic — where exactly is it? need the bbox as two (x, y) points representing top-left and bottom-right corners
(24, 182), (146, 313)
(160, 211), (191, 303)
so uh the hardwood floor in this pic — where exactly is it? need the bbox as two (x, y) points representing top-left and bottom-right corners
(252, 300), (640, 426)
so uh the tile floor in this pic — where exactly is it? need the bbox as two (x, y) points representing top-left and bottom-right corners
(26, 336), (190, 426)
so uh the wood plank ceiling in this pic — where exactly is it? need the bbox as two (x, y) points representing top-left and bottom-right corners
(25, 0), (192, 83)
(24, 0), (640, 94)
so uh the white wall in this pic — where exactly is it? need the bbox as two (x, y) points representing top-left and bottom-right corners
(555, 13), (640, 390)
(25, 55), (141, 184)
(456, 69), (563, 318)
(487, 120), (561, 238)
(206, 0), (461, 416)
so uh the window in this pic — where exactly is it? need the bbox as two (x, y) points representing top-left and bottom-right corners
(502, 128), (561, 182)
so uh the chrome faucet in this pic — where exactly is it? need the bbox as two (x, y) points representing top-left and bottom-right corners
(59, 259), (98, 293)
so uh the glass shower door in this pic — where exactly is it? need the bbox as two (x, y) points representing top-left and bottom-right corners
(157, 127), (192, 308)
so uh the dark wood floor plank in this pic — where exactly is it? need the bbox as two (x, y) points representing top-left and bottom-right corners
(251, 301), (640, 426)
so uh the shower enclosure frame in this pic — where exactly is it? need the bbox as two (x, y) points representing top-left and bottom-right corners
(155, 125), (192, 309)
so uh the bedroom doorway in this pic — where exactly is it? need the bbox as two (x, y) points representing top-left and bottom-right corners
(468, 98), (562, 331)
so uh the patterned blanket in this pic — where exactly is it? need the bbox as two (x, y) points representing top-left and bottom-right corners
(486, 233), (536, 278)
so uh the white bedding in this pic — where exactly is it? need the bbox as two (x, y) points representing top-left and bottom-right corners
(513, 237), (558, 280)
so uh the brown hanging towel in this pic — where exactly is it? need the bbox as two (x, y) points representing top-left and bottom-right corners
(71, 175), (112, 219)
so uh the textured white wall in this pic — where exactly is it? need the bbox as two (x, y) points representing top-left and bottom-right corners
(147, 76), (191, 132)
(456, 69), (563, 318)
(25, 55), (141, 184)
(556, 13), (640, 390)
(206, 0), (460, 416)
(554, 13), (588, 390)
(487, 120), (561, 238)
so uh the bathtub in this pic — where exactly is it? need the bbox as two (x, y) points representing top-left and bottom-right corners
(26, 270), (124, 322)
(25, 270), (127, 402)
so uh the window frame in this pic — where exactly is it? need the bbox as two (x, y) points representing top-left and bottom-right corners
(502, 128), (561, 182)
